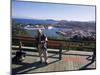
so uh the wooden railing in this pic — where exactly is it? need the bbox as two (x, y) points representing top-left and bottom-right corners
(12, 36), (96, 60)
(12, 36), (63, 60)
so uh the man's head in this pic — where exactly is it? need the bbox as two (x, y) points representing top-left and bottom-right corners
(37, 29), (42, 35)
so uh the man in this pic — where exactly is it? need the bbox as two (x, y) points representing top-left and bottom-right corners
(36, 29), (48, 64)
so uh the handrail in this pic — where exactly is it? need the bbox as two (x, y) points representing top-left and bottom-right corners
(12, 35), (96, 42)
(12, 36), (96, 60)
(12, 36), (96, 49)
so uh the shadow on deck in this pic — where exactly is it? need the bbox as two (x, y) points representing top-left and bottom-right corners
(12, 49), (96, 74)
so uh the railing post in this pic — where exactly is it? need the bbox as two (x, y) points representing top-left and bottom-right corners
(59, 43), (63, 60)
(68, 41), (70, 50)
(19, 41), (22, 50)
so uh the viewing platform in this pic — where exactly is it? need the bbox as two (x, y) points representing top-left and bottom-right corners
(12, 36), (96, 74)
(12, 48), (96, 74)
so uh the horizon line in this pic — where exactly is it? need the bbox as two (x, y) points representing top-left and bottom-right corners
(12, 17), (95, 22)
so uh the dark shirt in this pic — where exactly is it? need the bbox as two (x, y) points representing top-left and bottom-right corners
(36, 34), (47, 44)
(36, 34), (47, 49)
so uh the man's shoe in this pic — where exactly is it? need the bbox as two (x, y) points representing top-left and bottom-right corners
(39, 61), (42, 64)
(44, 62), (48, 65)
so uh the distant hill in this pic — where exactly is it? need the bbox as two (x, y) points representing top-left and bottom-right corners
(56, 20), (96, 29)
(12, 18), (96, 30)
(12, 18), (58, 25)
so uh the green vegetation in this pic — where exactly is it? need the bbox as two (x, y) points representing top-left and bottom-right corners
(12, 23), (29, 36)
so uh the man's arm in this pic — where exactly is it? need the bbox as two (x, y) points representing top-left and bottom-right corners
(41, 35), (48, 43)
(45, 37), (48, 42)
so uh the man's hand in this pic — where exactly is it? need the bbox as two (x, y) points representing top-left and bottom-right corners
(41, 41), (45, 44)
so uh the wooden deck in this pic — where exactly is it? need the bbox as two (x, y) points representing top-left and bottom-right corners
(12, 48), (96, 74)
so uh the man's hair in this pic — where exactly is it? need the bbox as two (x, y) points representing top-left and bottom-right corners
(37, 29), (42, 34)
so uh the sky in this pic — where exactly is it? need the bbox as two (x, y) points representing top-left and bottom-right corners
(12, 0), (96, 21)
